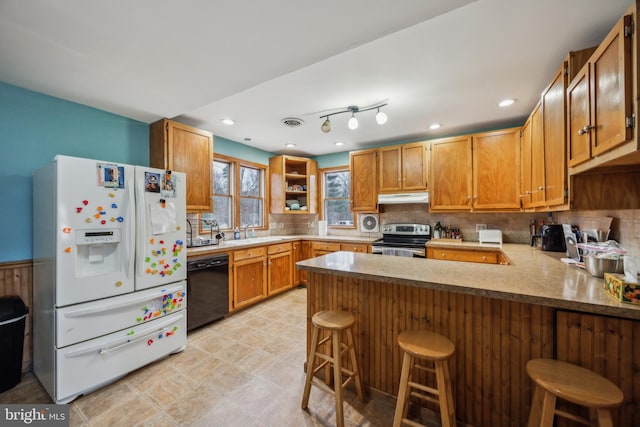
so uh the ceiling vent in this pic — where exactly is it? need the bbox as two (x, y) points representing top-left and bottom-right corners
(281, 117), (305, 128)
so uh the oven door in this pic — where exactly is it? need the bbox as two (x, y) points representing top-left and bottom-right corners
(371, 245), (425, 257)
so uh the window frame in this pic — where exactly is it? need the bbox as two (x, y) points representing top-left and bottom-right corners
(200, 153), (269, 232)
(320, 166), (355, 229)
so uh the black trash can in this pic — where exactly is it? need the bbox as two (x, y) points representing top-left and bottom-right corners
(0, 296), (29, 393)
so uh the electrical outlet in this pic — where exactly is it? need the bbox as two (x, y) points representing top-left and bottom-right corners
(476, 224), (487, 231)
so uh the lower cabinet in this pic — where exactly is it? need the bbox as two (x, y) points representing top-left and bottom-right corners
(231, 247), (267, 310)
(267, 242), (293, 296)
(311, 241), (341, 257)
(293, 240), (311, 285)
(340, 242), (370, 253)
(426, 246), (507, 265)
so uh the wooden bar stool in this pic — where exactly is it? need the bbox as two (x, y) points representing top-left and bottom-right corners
(301, 310), (364, 427)
(393, 330), (456, 427)
(526, 358), (624, 427)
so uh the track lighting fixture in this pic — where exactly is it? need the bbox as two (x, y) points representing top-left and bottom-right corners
(319, 102), (388, 133)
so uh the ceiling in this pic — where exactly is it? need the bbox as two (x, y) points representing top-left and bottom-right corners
(0, 0), (632, 157)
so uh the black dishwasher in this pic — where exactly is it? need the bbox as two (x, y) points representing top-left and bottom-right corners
(186, 253), (229, 331)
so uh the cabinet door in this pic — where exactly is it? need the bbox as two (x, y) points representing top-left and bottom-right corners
(530, 103), (546, 207)
(267, 250), (293, 296)
(429, 136), (472, 211)
(402, 142), (428, 191)
(350, 149), (378, 212)
(520, 113), (533, 209)
(542, 63), (568, 207)
(567, 66), (592, 167)
(473, 128), (521, 210)
(232, 256), (267, 309)
(150, 119), (213, 211)
(378, 146), (402, 192)
(590, 14), (633, 157)
(293, 240), (312, 285)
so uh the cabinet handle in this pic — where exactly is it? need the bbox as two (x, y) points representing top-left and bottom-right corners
(538, 186), (545, 191)
(578, 125), (594, 136)
(441, 253), (446, 258)
(482, 256), (487, 260)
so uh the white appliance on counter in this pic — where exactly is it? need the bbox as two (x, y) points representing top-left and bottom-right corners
(33, 155), (187, 404)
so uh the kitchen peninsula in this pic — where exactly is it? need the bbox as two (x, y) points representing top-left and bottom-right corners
(297, 245), (640, 427)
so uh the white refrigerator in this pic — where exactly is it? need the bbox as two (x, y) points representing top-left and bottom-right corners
(33, 155), (188, 404)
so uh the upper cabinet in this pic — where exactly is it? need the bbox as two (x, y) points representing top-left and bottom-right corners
(429, 136), (472, 211)
(149, 119), (213, 212)
(520, 101), (542, 210)
(472, 128), (521, 210)
(521, 47), (595, 211)
(567, 12), (634, 172)
(430, 128), (520, 211)
(378, 142), (428, 193)
(349, 148), (378, 212)
(269, 155), (318, 214)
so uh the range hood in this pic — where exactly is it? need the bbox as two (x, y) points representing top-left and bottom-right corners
(377, 192), (429, 205)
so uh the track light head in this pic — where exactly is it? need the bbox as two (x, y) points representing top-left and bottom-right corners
(375, 108), (388, 125)
(321, 117), (331, 133)
(348, 113), (359, 130)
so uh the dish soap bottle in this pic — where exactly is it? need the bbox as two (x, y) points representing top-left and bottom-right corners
(234, 227), (240, 240)
(434, 221), (442, 239)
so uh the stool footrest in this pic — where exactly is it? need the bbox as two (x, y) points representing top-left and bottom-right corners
(401, 418), (425, 427)
(554, 409), (590, 426)
(408, 380), (439, 398)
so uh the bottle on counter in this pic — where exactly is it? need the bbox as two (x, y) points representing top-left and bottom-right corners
(434, 221), (442, 239)
(234, 227), (240, 240)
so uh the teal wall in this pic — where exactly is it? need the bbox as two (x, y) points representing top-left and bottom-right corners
(214, 136), (274, 165)
(0, 82), (149, 262)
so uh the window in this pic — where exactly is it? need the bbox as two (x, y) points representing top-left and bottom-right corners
(239, 165), (263, 228)
(200, 154), (266, 231)
(322, 167), (354, 227)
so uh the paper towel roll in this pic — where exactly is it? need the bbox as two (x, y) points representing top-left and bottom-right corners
(318, 220), (327, 236)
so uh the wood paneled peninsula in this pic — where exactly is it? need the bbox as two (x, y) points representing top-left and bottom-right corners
(297, 244), (640, 427)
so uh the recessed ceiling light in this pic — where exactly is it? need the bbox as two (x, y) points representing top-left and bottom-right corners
(335, 141), (344, 146)
(285, 143), (296, 148)
(221, 118), (235, 125)
(429, 123), (442, 130)
(498, 99), (515, 107)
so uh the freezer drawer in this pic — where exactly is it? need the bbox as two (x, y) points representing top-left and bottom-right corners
(56, 282), (186, 348)
(55, 311), (186, 403)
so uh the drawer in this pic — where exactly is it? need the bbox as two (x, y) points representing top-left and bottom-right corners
(311, 241), (341, 252)
(428, 247), (499, 264)
(340, 243), (370, 253)
(268, 242), (292, 255)
(233, 246), (267, 261)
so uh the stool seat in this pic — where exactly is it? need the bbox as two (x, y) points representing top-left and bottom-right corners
(312, 310), (355, 331)
(526, 358), (624, 427)
(527, 359), (624, 408)
(398, 330), (455, 361)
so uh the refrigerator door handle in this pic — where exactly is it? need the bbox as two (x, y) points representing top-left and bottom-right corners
(124, 178), (135, 281)
(63, 284), (184, 318)
(64, 313), (184, 359)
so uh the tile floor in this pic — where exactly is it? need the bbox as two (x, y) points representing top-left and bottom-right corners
(0, 286), (423, 427)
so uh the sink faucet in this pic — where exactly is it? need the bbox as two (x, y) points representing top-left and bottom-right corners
(244, 225), (253, 239)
